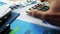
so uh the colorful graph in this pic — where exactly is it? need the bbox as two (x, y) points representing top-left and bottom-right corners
(9, 27), (19, 34)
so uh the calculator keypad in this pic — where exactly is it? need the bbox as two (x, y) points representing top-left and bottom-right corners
(29, 4), (49, 11)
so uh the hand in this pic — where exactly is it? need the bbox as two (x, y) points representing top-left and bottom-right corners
(27, 0), (60, 26)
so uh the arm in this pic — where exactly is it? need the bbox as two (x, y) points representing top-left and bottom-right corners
(27, 0), (60, 26)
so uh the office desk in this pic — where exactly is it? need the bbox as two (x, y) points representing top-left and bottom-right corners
(12, 3), (60, 30)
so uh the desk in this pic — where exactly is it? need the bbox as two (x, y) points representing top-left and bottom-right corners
(12, 3), (60, 30)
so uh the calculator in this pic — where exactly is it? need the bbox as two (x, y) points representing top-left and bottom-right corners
(28, 2), (49, 11)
